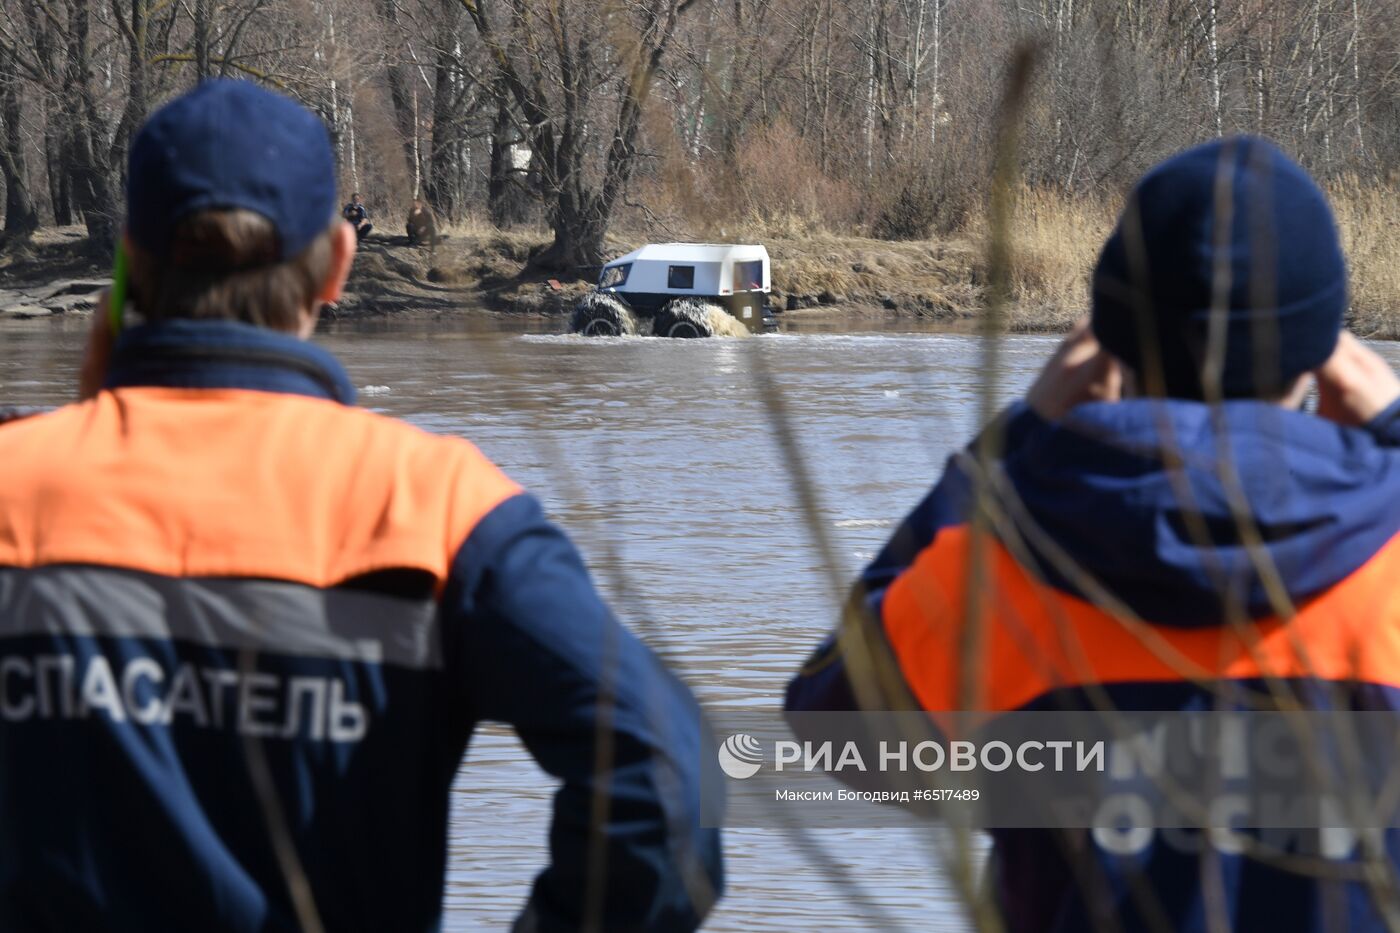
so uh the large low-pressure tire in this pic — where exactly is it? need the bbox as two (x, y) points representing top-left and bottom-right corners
(570, 292), (637, 337)
(653, 299), (751, 338)
(653, 299), (716, 338)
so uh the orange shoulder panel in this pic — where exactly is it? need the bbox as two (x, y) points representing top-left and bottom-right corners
(0, 387), (521, 588)
(881, 524), (1400, 712)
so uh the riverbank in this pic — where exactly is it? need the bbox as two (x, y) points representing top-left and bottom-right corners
(331, 220), (998, 325)
(4, 180), (1397, 335)
(0, 223), (991, 325)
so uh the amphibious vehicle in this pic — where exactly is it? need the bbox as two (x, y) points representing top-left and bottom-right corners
(571, 243), (775, 338)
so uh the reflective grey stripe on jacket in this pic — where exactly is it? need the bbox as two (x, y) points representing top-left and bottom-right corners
(0, 565), (440, 669)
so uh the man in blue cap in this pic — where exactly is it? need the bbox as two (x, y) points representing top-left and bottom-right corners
(0, 79), (722, 932)
(788, 136), (1400, 931)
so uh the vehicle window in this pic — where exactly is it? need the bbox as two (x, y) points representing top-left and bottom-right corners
(734, 260), (764, 291)
(599, 263), (631, 288)
(668, 265), (695, 290)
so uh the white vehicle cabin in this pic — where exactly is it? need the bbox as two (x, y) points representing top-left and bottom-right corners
(597, 243), (773, 328)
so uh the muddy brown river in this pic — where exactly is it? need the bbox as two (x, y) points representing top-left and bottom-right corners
(12, 316), (1386, 930)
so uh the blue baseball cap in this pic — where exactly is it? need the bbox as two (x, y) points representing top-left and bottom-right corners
(126, 79), (338, 260)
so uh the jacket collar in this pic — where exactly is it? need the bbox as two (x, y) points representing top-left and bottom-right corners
(104, 319), (356, 405)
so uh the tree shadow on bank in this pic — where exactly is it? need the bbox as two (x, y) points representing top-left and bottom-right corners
(0, 227), (107, 288)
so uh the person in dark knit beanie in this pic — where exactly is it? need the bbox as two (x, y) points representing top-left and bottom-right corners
(1091, 135), (1346, 401)
(789, 133), (1400, 933)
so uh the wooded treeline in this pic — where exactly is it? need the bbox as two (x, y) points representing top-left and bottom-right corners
(1, 0), (1398, 271)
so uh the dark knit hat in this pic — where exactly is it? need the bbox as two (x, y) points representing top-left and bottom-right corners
(1091, 136), (1346, 399)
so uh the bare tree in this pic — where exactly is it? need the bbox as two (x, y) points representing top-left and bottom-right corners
(457, 0), (697, 270)
(3, 0), (1400, 253)
(0, 42), (40, 242)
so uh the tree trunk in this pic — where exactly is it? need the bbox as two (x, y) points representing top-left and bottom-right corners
(862, 0), (875, 173)
(111, 0), (150, 184)
(1351, 0), (1364, 158)
(1303, 0), (1320, 141)
(931, 0), (941, 145)
(426, 42), (458, 219)
(487, 89), (527, 228)
(67, 127), (116, 251)
(0, 49), (39, 242)
(1206, 0), (1222, 136)
(536, 191), (607, 271)
(45, 124), (72, 227)
(487, 107), (507, 227)
(62, 4), (117, 252)
(194, 0), (212, 80)
(379, 0), (420, 186)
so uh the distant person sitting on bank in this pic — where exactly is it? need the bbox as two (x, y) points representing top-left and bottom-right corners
(0, 79), (723, 933)
(342, 191), (371, 240)
(405, 198), (438, 247)
(787, 136), (1400, 933)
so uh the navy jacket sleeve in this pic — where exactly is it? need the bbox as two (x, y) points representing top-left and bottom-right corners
(444, 493), (723, 933)
(1366, 397), (1400, 447)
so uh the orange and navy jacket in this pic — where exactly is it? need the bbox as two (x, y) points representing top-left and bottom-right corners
(0, 320), (722, 933)
(788, 397), (1400, 933)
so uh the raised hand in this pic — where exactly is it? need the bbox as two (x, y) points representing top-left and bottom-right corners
(1026, 316), (1123, 421)
(1315, 331), (1400, 427)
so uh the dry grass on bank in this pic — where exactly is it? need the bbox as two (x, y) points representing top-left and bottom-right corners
(983, 188), (1116, 331)
(1332, 181), (1400, 339)
(962, 182), (1400, 335)
(759, 232), (981, 316)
